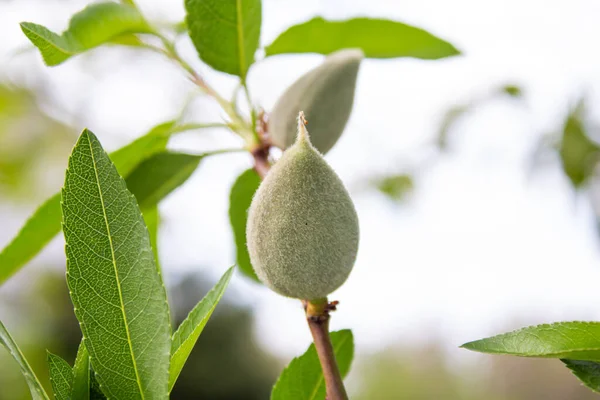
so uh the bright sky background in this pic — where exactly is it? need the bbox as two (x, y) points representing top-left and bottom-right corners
(2, 0), (600, 368)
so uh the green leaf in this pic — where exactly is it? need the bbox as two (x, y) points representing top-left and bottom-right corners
(47, 352), (73, 400)
(562, 359), (600, 393)
(89, 367), (107, 400)
(229, 169), (260, 281)
(559, 99), (600, 187)
(374, 174), (414, 202)
(185, 0), (262, 79)
(125, 152), (203, 210)
(169, 266), (234, 392)
(71, 342), (90, 400)
(21, 2), (153, 66)
(0, 193), (62, 284)
(265, 17), (459, 59)
(62, 130), (171, 399)
(0, 121), (177, 286)
(461, 322), (600, 361)
(271, 330), (354, 400)
(0, 320), (49, 400)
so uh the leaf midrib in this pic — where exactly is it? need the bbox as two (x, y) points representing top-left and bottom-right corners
(235, 0), (246, 79)
(88, 135), (145, 399)
(307, 334), (350, 400)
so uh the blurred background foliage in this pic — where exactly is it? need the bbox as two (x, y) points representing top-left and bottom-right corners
(1, 76), (600, 399)
(3, 0), (600, 398)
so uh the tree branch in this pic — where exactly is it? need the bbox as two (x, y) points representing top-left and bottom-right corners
(303, 299), (348, 400)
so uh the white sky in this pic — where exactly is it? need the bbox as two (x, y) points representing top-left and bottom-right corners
(2, 0), (600, 368)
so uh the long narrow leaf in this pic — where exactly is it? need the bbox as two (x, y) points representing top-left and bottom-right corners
(461, 321), (600, 360)
(71, 341), (90, 400)
(169, 267), (234, 391)
(265, 17), (459, 59)
(0, 121), (177, 286)
(47, 352), (73, 400)
(0, 320), (49, 400)
(21, 2), (152, 66)
(62, 129), (171, 399)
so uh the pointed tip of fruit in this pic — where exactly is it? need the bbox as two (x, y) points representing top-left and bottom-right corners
(296, 111), (311, 144)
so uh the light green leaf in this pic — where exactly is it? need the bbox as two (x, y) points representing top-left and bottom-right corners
(0, 320), (49, 400)
(62, 130), (171, 399)
(0, 193), (62, 284)
(461, 322), (600, 360)
(47, 352), (73, 400)
(185, 0), (262, 79)
(265, 17), (459, 59)
(21, 2), (153, 66)
(229, 169), (260, 281)
(125, 152), (203, 210)
(562, 359), (600, 393)
(0, 121), (177, 286)
(374, 174), (414, 202)
(271, 330), (354, 400)
(71, 341), (90, 400)
(169, 266), (234, 392)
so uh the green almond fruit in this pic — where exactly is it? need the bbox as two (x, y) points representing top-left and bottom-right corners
(269, 49), (364, 154)
(247, 113), (359, 300)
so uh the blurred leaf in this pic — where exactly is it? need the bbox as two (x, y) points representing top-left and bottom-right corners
(185, 0), (261, 79)
(71, 342), (90, 400)
(20, 2), (152, 66)
(559, 100), (600, 187)
(461, 322), (600, 360)
(0, 193), (62, 285)
(125, 152), (203, 210)
(437, 84), (523, 150)
(229, 168), (260, 281)
(271, 330), (354, 400)
(374, 174), (414, 202)
(47, 352), (73, 400)
(502, 84), (522, 97)
(265, 17), (459, 59)
(62, 130), (171, 399)
(0, 320), (49, 400)
(562, 359), (600, 393)
(169, 267), (234, 392)
(0, 121), (178, 286)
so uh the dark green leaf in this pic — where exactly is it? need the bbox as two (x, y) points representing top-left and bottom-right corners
(0, 121), (177, 286)
(265, 17), (459, 59)
(229, 168), (260, 281)
(562, 359), (600, 393)
(0, 320), (49, 400)
(62, 130), (171, 399)
(47, 352), (73, 400)
(559, 99), (600, 187)
(21, 2), (152, 66)
(125, 152), (203, 210)
(461, 322), (600, 360)
(89, 367), (107, 400)
(185, 0), (262, 78)
(169, 267), (234, 391)
(71, 342), (90, 400)
(271, 330), (354, 400)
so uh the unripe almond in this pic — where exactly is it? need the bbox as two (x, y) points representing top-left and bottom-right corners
(269, 49), (364, 154)
(247, 113), (359, 300)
